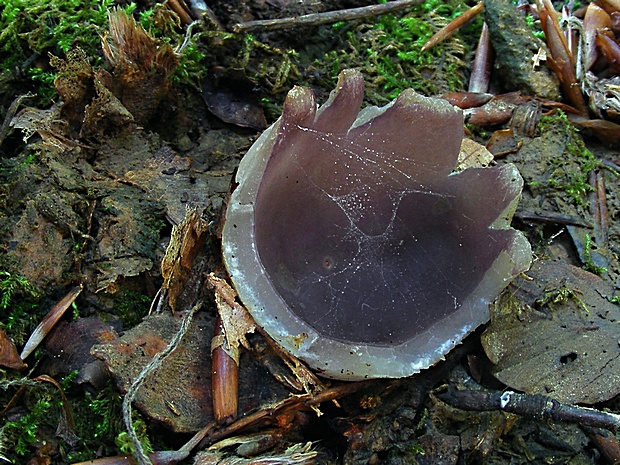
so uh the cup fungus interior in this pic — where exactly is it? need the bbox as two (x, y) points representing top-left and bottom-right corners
(222, 69), (532, 380)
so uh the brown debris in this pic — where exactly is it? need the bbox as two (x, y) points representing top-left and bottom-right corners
(0, 329), (26, 370)
(41, 317), (118, 389)
(457, 137), (494, 169)
(469, 21), (492, 93)
(91, 310), (214, 433)
(201, 69), (267, 130)
(101, 8), (179, 125)
(597, 0), (620, 16)
(596, 28), (620, 74)
(583, 3), (612, 71)
(536, 0), (588, 114)
(212, 316), (240, 424)
(81, 77), (135, 138)
(49, 48), (96, 127)
(195, 442), (318, 465)
(465, 92), (531, 126)
(207, 274), (257, 354)
(161, 208), (209, 311)
(441, 92), (493, 109)
(486, 128), (523, 158)
(574, 117), (620, 145)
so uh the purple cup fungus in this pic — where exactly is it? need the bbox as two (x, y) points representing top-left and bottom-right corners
(222, 69), (532, 380)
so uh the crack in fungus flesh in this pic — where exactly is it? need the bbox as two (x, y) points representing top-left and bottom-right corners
(222, 69), (532, 380)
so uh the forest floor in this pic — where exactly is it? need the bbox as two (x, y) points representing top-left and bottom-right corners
(1, 0), (620, 464)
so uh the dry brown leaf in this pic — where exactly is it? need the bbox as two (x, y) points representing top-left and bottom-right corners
(208, 274), (257, 355)
(457, 138), (493, 170)
(161, 208), (209, 311)
(91, 311), (214, 433)
(208, 274), (325, 397)
(0, 329), (26, 370)
(482, 260), (620, 404)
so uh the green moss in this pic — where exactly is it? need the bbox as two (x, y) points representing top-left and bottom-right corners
(0, 381), (61, 459)
(4, 397), (53, 456)
(524, 13), (545, 40)
(0, 1), (212, 107)
(0, 270), (37, 310)
(0, 270), (40, 346)
(0, 0), (135, 104)
(64, 382), (124, 462)
(133, 4), (210, 89)
(583, 233), (608, 275)
(314, 0), (473, 102)
(538, 111), (601, 207)
(536, 283), (589, 316)
(115, 415), (152, 455)
(115, 289), (151, 328)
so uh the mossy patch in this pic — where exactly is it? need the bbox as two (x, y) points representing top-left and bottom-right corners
(0, 0), (135, 105)
(509, 110), (601, 233)
(537, 111), (600, 208)
(305, 0), (475, 104)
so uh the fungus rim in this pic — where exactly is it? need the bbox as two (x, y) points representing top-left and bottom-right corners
(222, 70), (532, 380)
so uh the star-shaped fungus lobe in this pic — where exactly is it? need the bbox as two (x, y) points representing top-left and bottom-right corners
(223, 69), (531, 380)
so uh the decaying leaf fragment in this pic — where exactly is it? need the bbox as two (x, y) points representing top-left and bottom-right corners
(101, 8), (179, 124)
(457, 138), (493, 170)
(0, 329), (26, 370)
(208, 275), (324, 397)
(161, 208), (209, 311)
(91, 310), (214, 433)
(482, 260), (620, 404)
(208, 274), (257, 357)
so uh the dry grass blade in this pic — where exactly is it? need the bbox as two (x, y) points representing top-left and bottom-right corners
(33, 374), (78, 445)
(422, 1), (484, 52)
(536, 0), (588, 114)
(20, 284), (82, 359)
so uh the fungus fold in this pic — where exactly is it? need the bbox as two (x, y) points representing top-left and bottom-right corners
(222, 69), (532, 380)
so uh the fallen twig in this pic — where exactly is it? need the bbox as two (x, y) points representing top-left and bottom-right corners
(437, 389), (620, 431)
(582, 425), (620, 464)
(589, 168), (609, 247)
(233, 0), (424, 33)
(197, 380), (376, 450)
